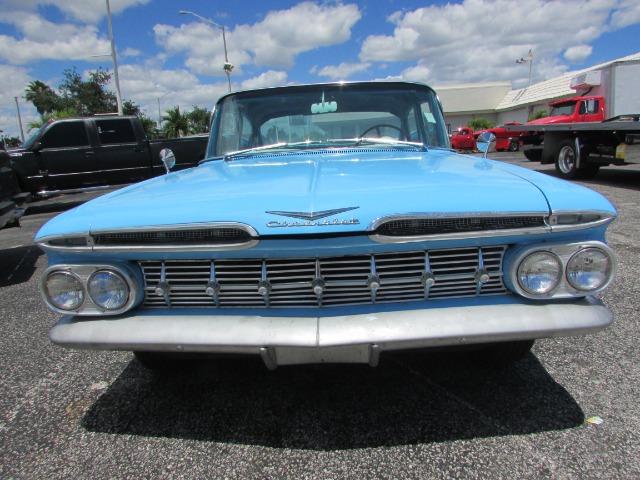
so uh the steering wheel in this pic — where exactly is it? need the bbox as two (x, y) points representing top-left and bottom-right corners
(359, 124), (404, 140)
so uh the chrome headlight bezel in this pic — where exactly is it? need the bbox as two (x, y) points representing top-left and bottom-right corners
(42, 270), (86, 312)
(41, 264), (141, 315)
(509, 241), (616, 299)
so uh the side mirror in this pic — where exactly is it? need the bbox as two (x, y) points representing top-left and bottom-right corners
(32, 141), (42, 152)
(159, 148), (176, 174)
(476, 132), (496, 158)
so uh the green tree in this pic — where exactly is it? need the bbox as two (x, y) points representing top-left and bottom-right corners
(162, 106), (190, 138)
(187, 106), (211, 134)
(528, 110), (548, 121)
(26, 108), (79, 132)
(24, 80), (61, 115)
(467, 118), (494, 131)
(58, 67), (117, 115)
(138, 116), (159, 139)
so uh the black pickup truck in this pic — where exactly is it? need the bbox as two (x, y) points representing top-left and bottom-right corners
(0, 148), (31, 229)
(8, 116), (208, 195)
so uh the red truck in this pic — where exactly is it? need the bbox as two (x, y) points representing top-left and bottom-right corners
(508, 59), (640, 178)
(476, 122), (523, 151)
(449, 126), (475, 150)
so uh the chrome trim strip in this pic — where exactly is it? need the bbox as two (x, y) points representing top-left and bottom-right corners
(367, 212), (548, 232)
(49, 297), (612, 362)
(369, 227), (549, 244)
(38, 222), (260, 253)
(37, 184), (119, 198)
(90, 240), (260, 253)
(90, 222), (259, 236)
(368, 211), (616, 244)
(548, 210), (617, 232)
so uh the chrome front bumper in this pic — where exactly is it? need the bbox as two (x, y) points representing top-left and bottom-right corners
(49, 297), (612, 368)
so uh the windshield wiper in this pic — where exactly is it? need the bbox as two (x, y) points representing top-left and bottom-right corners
(201, 138), (428, 164)
(352, 137), (429, 151)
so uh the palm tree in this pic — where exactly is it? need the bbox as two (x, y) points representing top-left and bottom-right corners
(26, 108), (78, 133)
(24, 80), (60, 115)
(162, 106), (190, 138)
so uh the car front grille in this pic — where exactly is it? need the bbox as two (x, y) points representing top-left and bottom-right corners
(374, 216), (546, 236)
(93, 228), (252, 246)
(139, 245), (508, 309)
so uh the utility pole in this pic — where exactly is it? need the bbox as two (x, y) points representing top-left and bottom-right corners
(106, 0), (124, 115)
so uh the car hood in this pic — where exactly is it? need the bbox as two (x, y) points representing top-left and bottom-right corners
(527, 115), (573, 125)
(36, 148), (615, 239)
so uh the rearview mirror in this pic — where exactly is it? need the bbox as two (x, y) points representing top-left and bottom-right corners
(311, 91), (337, 114)
(311, 101), (337, 114)
(476, 132), (496, 158)
(159, 148), (176, 173)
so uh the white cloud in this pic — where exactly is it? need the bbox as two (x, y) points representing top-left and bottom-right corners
(316, 62), (371, 80)
(115, 64), (223, 119)
(609, 0), (640, 28)
(564, 45), (593, 62)
(0, 0), (151, 24)
(0, 12), (111, 64)
(240, 71), (289, 90)
(359, 0), (627, 87)
(0, 65), (39, 138)
(157, 2), (361, 76)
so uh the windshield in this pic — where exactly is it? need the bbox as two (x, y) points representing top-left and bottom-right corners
(22, 123), (48, 150)
(207, 82), (450, 158)
(549, 102), (577, 117)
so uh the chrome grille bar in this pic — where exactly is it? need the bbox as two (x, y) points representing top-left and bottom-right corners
(139, 246), (508, 309)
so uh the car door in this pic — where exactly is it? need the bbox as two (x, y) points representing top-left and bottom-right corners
(94, 118), (149, 185)
(37, 120), (99, 191)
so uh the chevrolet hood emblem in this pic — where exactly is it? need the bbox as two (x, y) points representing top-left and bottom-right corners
(266, 207), (359, 221)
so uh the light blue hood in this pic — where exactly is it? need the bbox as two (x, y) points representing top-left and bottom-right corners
(36, 149), (615, 239)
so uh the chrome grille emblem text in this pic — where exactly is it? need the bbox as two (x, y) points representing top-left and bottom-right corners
(266, 207), (360, 228)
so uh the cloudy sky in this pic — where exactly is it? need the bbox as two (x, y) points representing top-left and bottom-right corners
(0, 0), (639, 138)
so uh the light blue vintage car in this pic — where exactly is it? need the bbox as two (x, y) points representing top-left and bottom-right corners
(36, 82), (617, 371)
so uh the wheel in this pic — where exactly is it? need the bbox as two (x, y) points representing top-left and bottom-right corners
(475, 340), (535, 364)
(523, 149), (542, 162)
(508, 140), (519, 152)
(555, 140), (580, 179)
(555, 140), (600, 180)
(359, 124), (404, 140)
(133, 351), (196, 373)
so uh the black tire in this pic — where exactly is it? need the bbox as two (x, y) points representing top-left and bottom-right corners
(555, 140), (600, 180)
(555, 140), (580, 179)
(133, 351), (195, 373)
(523, 149), (542, 162)
(508, 140), (520, 152)
(476, 340), (535, 364)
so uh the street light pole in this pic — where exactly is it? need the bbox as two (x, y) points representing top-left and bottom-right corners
(179, 10), (233, 92)
(157, 91), (174, 127)
(14, 97), (25, 143)
(106, 0), (124, 115)
(516, 49), (534, 87)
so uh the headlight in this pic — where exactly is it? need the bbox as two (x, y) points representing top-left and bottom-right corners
(566, 248), (613, 292)
(41, 264), (140, 315)
(88, 270), (130, 310)
(44, 271), (85, 311)
(517, 252), (562, 295)
(510, 241), (616, 299)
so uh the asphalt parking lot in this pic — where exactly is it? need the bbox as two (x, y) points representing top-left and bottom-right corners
(1, 152), (639, 479)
